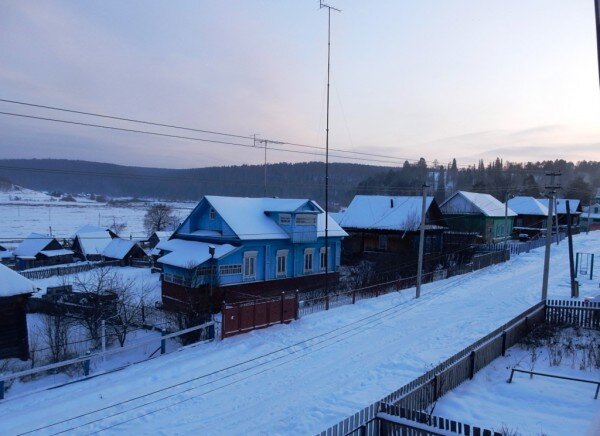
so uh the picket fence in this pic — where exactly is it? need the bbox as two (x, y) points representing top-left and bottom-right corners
(478, 232), (566, 256)
(320, 299), (599, 436)
(19, 260), (121, 280)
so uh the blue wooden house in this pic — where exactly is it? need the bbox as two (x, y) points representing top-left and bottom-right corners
(157, 196), (347, 310)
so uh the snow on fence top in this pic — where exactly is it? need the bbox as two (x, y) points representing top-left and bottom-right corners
(0, 263), (37, 297)
(507, 196), (549, 216)
(337, 195), (437, 231)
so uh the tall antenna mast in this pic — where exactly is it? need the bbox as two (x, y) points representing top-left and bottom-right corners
(319, 0), (341, 296)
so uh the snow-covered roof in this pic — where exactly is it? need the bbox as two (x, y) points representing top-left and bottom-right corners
(72, 225), (111, 238)
(102, 238), (138, 260)
(0, 250), (14, 260)
(0, 264), (36, 297)
(40, 249), (74, 258)
(76, 230), (113, 256)
(157, 240), (238, 269)
(337, 196), (440, 231)
(13, 233), (56, 257)
(507, 197), (548, 216)
(441, 191), (516, 218)
(153, 231), (172, 239)
(200, 196), (347, 240)
(537, 198), (582, 215)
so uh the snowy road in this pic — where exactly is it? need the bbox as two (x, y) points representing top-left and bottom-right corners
(1, 232), (598, 435)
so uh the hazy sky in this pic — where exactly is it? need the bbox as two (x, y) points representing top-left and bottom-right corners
(1, 0), (599, 169)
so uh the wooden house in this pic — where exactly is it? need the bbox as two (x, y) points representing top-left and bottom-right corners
(146, 231), (173, 250)
(440, 191), (516, 243)
(0, 244), (14, 265)
(72, 225), (116, 261)
(336, 195), (447, 263)
(102, 238), (147, 265)
(13, 233), (74, 270)
(582, 203), (600, 231)
(0, 264), (36, 360)
(157, 196), (347, 311)
(537, 198), (583, 228)
(507, 196), (548, 237)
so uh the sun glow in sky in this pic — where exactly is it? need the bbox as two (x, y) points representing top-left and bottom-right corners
(1, 0), (599, 168)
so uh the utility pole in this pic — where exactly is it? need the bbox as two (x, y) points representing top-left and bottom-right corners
(253, 135), (284, 197)
(554, 196), (560, 245)
(595, 0), (600, 89)
(566, 200), (578, 298)
(587, 195), (592, 234)
(504, 192), (513, 241)
(320, 0), (340, 297)
(541, 172), (561, 301)
(416, 183), (429, 299)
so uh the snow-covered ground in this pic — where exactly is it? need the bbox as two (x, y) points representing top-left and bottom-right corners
(0, 190), (194, 241)
(0, 232), (599, 435)
(435, 328), (600, 435)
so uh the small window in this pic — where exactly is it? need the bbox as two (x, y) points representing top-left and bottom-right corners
(243, 251), (257, 278)
(319, 247), (327, 270)
(279, 214), (291, 225)
(378, 235), (388, 251)
(209, 208), (216, 220)
(303, 248), (314, 273)
(296, 214), (317, 225)
(276, 250), (288, 277)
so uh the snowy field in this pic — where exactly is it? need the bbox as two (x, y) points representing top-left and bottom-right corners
(435, 327), (600, 435)
(0, 232), (598, 434)
(0, 188), (194, 241)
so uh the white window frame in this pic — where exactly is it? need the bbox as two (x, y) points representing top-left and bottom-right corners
(276, 249), (288, 277)
(220, 264), (242, 276)
(296, 214), (317, 225)
(319, 247), (327, 271)
(243, 251), (258, 279)
(279, 214), (291, 225)
(303, 248), (314, 274)
(209, 208), (216, 220)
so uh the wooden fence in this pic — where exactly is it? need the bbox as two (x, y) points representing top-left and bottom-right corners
(321, 299), (600, 435)
(319, 301), (548, 436)
(19, 260), (121, 280)
(546, 299), (600, 329)
(478, 232), (565, 256)
(221, 293), (298, 339)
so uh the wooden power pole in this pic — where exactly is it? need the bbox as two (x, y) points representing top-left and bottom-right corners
(416, 183), (429, 299)
(541, 172), (560, 301)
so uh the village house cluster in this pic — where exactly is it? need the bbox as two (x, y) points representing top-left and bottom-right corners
(0, 191), (589, 360)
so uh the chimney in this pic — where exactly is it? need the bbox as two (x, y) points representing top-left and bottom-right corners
(390, 198), (394, 208)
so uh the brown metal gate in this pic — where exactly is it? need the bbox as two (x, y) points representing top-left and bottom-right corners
(221, 292), (298, 339)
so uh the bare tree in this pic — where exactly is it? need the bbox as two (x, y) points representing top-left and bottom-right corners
(144, 203), (178, 234)
(109, 216), (127, 235)
(109, 275), (141, 347)
(40, 312), (73, 363)
(73, 268), (119, 347)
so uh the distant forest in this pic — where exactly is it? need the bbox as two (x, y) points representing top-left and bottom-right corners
(0, 158), (598, 208)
